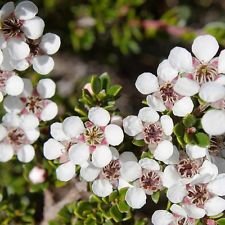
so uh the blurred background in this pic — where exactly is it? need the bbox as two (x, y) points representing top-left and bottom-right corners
(1, 0), (225, 224)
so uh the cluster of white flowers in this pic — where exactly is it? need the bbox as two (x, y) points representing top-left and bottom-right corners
(0, 1), (59, 162)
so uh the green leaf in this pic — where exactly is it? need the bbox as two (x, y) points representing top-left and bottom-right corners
(184, 132), (195, 145)
(119, 188), (128, 201)
(89, 195), (102, 203)
(107, 85), (122, 97)
(109, 191), (118, 202)
(174, 123), (185, 137)
(100, 73), (111, 90)
(151, 191), (160, 204)
(91, 76), (102, 94)
(110, 205), (123, 222)
(141, 151), (153, 159)
(117, 201), (130, 213)
(217, 218), (225, 225)
(182, 114), (197, 128)
(194, 132), (210, 147)
(132, 139), (145, 147)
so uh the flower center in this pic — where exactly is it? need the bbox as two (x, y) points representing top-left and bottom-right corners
(209, 135), (225, 156)
(7, 128), (27, 148)
(176, 158), (201, 178)
(26, 39), (43, 57)
(143, 123), (163, 144)
(102, 160), (121, 181)
(187, 184), (210, 207)
(139, 171), (162, 194)
(175, 217), (194, 225)
(84, 124), (105, 146)
(194, 64), (217, 84)
(22, 95), (44, 115)
(159, 83), (179, 107)
(1, 15), (23, 38)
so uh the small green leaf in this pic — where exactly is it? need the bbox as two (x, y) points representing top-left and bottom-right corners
(217, 218), (225, 225)
(89, 195), (102, 203)
(141, 151), (153, 159)
(132, 139), (145, 147)
(109, 190), (118, 202)
(91, 76), (102, 94)
(182, 114), (197, 128)
(151, 191), (160, 204)
(107, 85), (122, 96)
(119, 188), (128, 201)
(184, 132), (195, 145)
(195, 132), (210, 147)
(117, 201), (130, 213)
(100, 73), (111, 90)
(110, 205), (123, 222)
(174, 123), (185, 137)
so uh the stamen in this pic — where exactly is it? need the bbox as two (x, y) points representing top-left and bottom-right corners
(7, 128), (27, 148)
(102, 160), (121, 181)
(194, 64), (217, 84)
(84, 124), (105, 146)
(160, 83), (179, 106)
(143, 123), (163, 145)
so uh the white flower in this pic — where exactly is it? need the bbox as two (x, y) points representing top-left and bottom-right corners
(43, 107), (124, 181)
(124, 158), (163, 209)
(0, 112), (39, 162)
(152, 204), (195, 225)
(16, 33), (61, 74)
(123, 108), (174, 162)
(0, 1), (45, 61)
(4, 78), (58, 122)
(80, 150), (140, 198)
(29, 166), (46, 184)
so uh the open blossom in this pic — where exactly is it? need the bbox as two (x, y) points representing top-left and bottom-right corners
(123, 107), (174, 162)
(0, 70), (24, 100)
(152, 204), (195, 225)
(0, 1), (45, 64)
(80, 149), (141, 198)
(0, 112), (39, 162)
(125, 158), (164, 209)
(163, 153), (225, 218)
(135, 72), (195, 117)
(3, 78), (58, 122)
(43, 107), (124, 181)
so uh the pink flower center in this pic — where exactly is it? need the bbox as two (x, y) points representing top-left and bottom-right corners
(102, 159), (121, 182)
(7, 128), (28, 148)
(194, 64), (217, 84)
(143, 123), (163, 144)
(139, 170), (162, 194)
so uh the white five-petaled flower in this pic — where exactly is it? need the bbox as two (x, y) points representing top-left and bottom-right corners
(43, 107), (124, 181)
(0, 112), (39, 162)
(124, 158), (163, 209)
(3, 78), (58, 122)
(135, 72), (195, 117)
(0, 1), (45, 64)
(123, 107), (174, 162)
(0, 70), (24, 99)
(163, 153), (225, 218)
(80, 149), (140, 198)
(152, 204), (195, 225)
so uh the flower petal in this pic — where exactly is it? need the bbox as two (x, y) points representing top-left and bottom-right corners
(152, 210), (174, 225)
(15, 1), (38, 20)
(184, 204), (205, 219)
(146, 95), (166, 112)
(32, 55), (54, 75)
(0, 124), (7, 141)
(139, 158), (160, 170)
(135, 72), (159, 95)
(104, 124), (124, 146)
(37, 79), (56, 98)
(68, 143), (90, 166)
(120, 161), (142, 182)
(0, 143), (14, 162)
(199, 82), (225, 103)
(170, 204), (187, 218)
(218, 49), (225, 74)
(138, 107), (159, 123)
(5, 75), (24, 96)
(205, 196), (225, 216)
(162, 165), (180, 188)
(202, 109), (225, 135)
(168, 47), (193, 72)
(160, 115), (174, 136)
(192, 35), (219, 63)
(17, 144), (35, 163)
(154, 140), (173, 161)
(125, 187), (146, 209)
(167, 183), (187, 203)
(157, 59), (178, 82)
(123, 115), (143, 136)
(88, 107), (110, 127)
(163, 146), (180, 165)
(50, 122), (69, 141)
(92, 145), (112, 168)
(207, 174), (225, 196)
(43, 138), (64, 160)
(186, 145), (207, 159)
(22, 16), (45, 39)
(40, 33), (61, 55)
(56, 161), (75, 181)
(40, 101), (58, 121)
(0, 2), (15, 20)
(80, 163), (100, 182)
(174, 77), (199, 96)
(92, 179), (113, 197)
(172, 97), (194, 117)
(62, 116), (85, 138)
(3, 96), (24, 113)
(119, 151), (137, 162)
